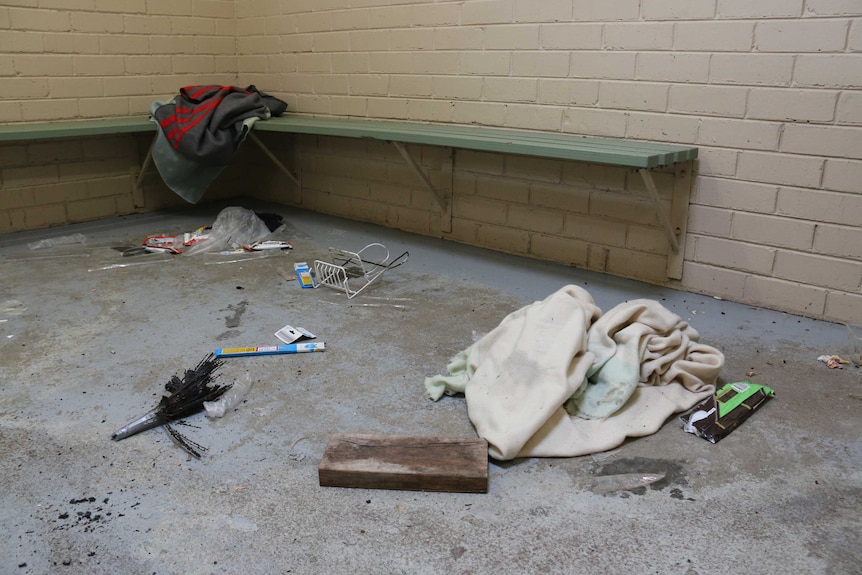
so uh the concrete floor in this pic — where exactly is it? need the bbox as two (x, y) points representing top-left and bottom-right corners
(1, 201), (859, 575)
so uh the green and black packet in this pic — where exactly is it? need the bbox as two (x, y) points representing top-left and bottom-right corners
(680, 381), (775, 443)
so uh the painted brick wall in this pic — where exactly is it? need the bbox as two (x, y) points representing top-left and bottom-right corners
(0, 1), (238, 122)
(239, 1), (862, 324)
(0, 132), (247, 233)
(0, 1), (239, 230)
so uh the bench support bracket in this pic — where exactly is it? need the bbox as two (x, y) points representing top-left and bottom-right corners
(638, 168), (680, 254)
(391, 141), (446, 205)
(249, 132), (300, 187)
(441, 148), (454, 233)
(636, 167), (690, 280)
(134, 136), (155, 191)
(391, 141), (452, 233)
(666, 163), (691, 279)
(134, 132), (301, 191)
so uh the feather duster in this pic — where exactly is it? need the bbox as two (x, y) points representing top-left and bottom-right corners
(111, 354), (231, 457)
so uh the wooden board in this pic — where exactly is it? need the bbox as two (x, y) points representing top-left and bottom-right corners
(318, 434), (488, 493)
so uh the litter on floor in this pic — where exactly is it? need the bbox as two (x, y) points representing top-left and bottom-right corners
(1, 203), (859, 575)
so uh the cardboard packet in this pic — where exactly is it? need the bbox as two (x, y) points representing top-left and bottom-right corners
(275, 324), (316, 344)
(680, 381), (775, 443)
(294, 262), (315, 288)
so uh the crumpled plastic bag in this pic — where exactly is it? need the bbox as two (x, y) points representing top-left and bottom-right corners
(183, 206), (275, 255)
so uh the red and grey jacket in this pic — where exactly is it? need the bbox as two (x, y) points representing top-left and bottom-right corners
(152, 85), (286, 166)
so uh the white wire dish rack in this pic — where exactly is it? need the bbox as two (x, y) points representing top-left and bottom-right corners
(313, 243), (409, 299)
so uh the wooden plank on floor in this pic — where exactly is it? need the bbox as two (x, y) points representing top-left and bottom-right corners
(318, 434), (488, 493)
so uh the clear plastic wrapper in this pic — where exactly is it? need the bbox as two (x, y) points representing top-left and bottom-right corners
(590, 472), (665, 495)
(27, 233), (87, 250)
(183, 207), (274, 256)
(204, 371), (254, 418)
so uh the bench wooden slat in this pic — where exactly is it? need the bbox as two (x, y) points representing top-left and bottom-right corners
(0, 115), (697, 170)
(256, 116), (698, 169)
(381, 120), (692, 155)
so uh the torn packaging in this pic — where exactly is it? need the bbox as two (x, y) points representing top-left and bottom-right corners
(680, 382), (775, 443)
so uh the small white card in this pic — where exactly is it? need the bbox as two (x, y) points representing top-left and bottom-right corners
(275, 324), (316, 344)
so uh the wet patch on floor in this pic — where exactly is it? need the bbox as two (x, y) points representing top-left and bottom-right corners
(591, 457), (691, 498)
(224, 300), (248, 328)
(216, 329), (240, 341)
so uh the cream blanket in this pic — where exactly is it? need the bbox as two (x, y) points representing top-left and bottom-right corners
(424, 285), (724, 460)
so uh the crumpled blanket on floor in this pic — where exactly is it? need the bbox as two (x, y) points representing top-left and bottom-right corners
(424, 285), (724, 460)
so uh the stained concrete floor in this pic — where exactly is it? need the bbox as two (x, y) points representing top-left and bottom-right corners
(0, 201), (860, 575)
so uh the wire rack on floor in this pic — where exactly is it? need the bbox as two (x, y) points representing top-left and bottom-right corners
(313, 243), (409, 299)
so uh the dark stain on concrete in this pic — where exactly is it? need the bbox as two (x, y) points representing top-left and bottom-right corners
(596, 457), (690, 497)
(224, 300), (248, 328)
(765, 487), (862, 574)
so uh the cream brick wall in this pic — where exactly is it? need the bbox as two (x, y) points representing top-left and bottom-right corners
(0, 133), (212, 231)
(237, 2), (861, 323)
(0, 3), (238, 121)
(0, 2), (239, 228)
(1, 2), (861, 323)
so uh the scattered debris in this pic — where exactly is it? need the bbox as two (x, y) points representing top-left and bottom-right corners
(114, 245), (148, 257)
(590, 472), (666, 495)
(204, 372), (254, 418)
(242, 240), (292, 251)
(27, 233), (87, 250)
(165, 424), (209, 458)
(111, 354), (231, 457)
(0, 299), (27, 326)
(680, 381), (775, 443)
(588, 449), (621, 463)
(275, 324), (316, 344)
(142, 234), (183, 254)
(127, 208), (289, 257)
(183, 207), (281, 256)
(817, 354), (850, 369)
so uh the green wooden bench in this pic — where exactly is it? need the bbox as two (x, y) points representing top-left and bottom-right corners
(0, 117), (154, 141)
(256, 117), (696, 277)
(0, 115), (697, 278)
